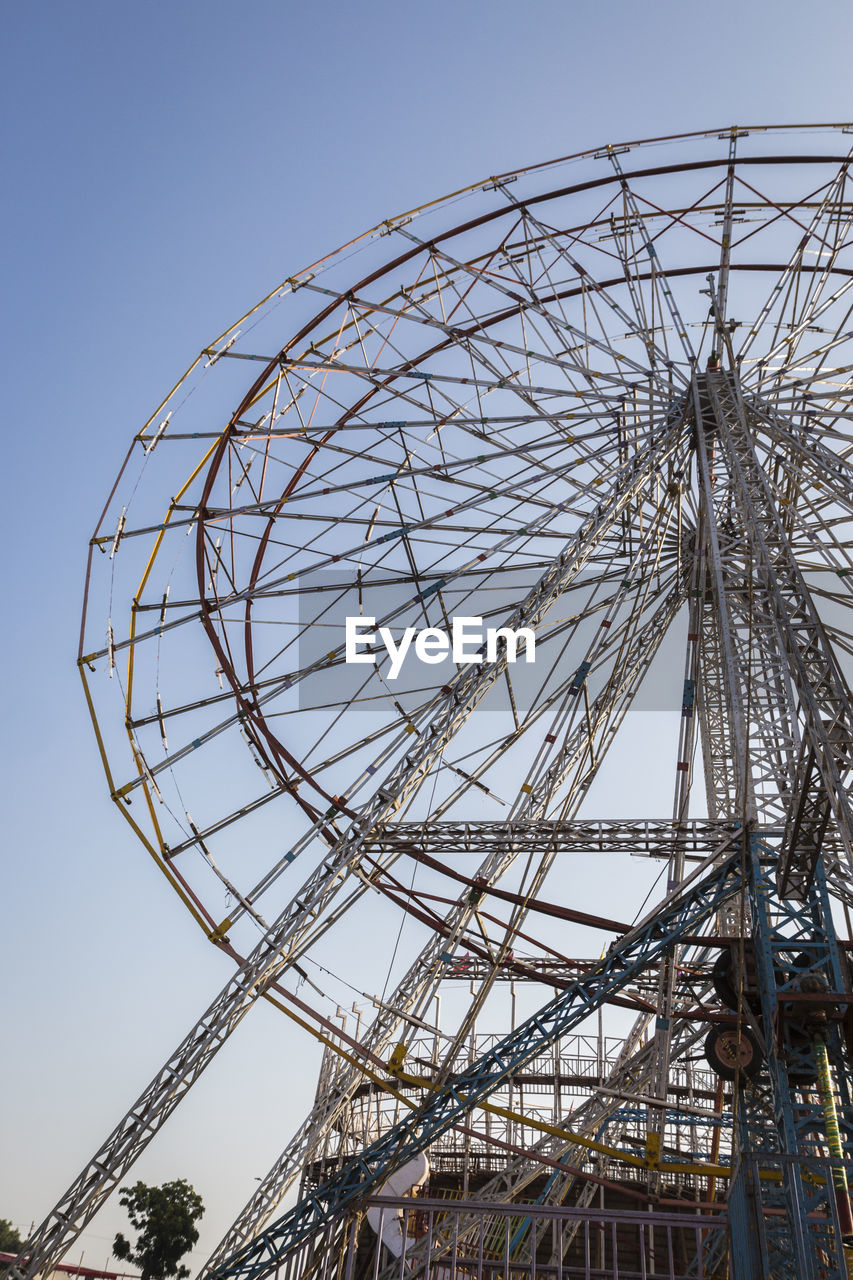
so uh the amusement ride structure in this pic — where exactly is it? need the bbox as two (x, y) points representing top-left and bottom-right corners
(8, 123), (853, 1278)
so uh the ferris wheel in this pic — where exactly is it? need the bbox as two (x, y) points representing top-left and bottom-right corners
(11, 123), (853, 1280)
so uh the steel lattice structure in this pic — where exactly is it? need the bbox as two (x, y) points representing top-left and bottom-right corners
(9, 123), (853, 1280)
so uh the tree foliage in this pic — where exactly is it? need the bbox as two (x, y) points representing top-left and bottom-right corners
(113, 1180), (204, 1280)
(0, 1220), (23, 1253)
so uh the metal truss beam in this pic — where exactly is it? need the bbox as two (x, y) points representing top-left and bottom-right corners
(692, 377), (755, 822)
(725, 581), (801, 825)
(364, 817), (746, 859)
(696, 589), (741, 819)
(705, 370), (853, 895)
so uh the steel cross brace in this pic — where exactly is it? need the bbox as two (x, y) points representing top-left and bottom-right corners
(207, 845), (747, 1280)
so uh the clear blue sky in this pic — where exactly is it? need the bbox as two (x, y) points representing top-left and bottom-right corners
(3, 0), (853, 1268)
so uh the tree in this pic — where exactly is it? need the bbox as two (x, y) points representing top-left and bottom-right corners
(0, 1220), (23, 1253)
(113, 1181), (204, 1280)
